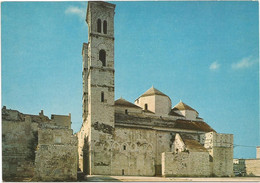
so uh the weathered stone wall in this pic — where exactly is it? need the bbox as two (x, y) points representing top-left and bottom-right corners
(34, 127), (78, 181)
(204, 132), (233, 176)
(2, 108), (40, 179)
(50, 114), (71, 129)
(2, 119), (35, 178)
(111, 127), (156, 176)
(245, 159), (260, 176)
(162, 151), (210, 177)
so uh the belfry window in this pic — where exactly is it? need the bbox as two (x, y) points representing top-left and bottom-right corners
(145, 104), (148, 110)
(99, 50), (106, 66)
(97, 19), (101, 33)
(103, 20), (107, 34)
(101, 92), (104, 102)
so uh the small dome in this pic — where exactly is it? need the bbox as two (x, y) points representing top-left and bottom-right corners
(173, 101), (198, 114)
(139, 86), (169, 98)
(135, 86), (171, 116)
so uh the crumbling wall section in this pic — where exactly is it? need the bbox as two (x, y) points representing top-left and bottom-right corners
(2, 108), (40, 179)
(34, 126), (78, 181)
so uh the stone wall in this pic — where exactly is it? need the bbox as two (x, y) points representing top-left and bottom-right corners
(111, 127), (156, 176)
(34, 126), (78, 181)
(2, 108), (41, 179)
(204, 132), (233, 176)
(2, 107), (77, 181)
(50, 114), (71, 129)
(245, 159), (260, 176)
(162, 152), (210, 177)
(2, 118), (35, 178)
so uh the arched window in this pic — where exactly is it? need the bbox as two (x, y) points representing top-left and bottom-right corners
(145, 104), (148, 110)
(97, 19), (101, 33)
(99, 50), (106, 66)
(103, 20), (107, 34)
(101, 92), (104, 102)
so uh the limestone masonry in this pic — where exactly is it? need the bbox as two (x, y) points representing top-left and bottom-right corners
(2, 107), (77, 181)
(2, 1), (236, 181)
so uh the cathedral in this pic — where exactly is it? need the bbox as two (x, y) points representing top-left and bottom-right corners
(2, 1), (234, 181)
(76, 1), (233, 177)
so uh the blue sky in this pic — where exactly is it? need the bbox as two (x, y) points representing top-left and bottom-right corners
(2, 1), (259, 159)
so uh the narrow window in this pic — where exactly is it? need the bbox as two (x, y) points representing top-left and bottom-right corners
(122, 169), (124, 175)
(125, 109), (128, 114)
(97, 19), (101, 33)
(99, 50), (106, 66)
(103, 20), (107, 34)
(101, 92), (104, 102)
(123, 145), (126, 150)
(145, 103), (148, 110)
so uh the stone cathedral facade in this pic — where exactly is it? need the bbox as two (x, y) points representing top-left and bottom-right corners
(77, 1), (234, 177)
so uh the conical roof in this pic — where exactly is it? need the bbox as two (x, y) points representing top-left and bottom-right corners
(115, 98), (141, 109)
(173, 101), (198, 113)
(140, 86), (168, 98)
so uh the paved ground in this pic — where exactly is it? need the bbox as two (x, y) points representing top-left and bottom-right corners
(86, 175), (260, 182)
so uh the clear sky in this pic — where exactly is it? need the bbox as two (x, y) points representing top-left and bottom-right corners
(2, 1), (259, 159)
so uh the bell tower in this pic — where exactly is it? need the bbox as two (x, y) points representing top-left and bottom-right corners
(82, 1), (116, 175)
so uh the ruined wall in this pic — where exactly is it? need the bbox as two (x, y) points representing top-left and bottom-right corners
(34, 126), (78, 181)
(50, 114), (71, 129)
(2, 118), (35, 178)
(2, 108), (45, 179)
(162, 151), (210, 177)
(245, 159), (260, 176)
